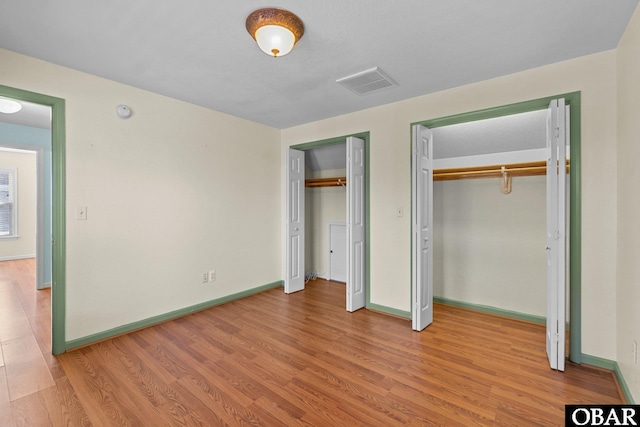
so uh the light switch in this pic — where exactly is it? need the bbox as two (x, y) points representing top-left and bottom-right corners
(76, 206), (87, 220)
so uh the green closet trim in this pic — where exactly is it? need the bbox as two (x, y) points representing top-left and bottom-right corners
(581, 355), (635, 404)
(0, 85), (66, 355)
(434, 297), (546, 325)
(412, 91), (582, 364)
(291, 132), (368, 150)
(290, 132), (371, 309)
(66, 280), (283, 350)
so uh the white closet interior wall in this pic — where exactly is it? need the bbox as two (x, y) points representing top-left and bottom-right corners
(433, 176), (547, 317)
(305, 167), (346, 278)
(432, 110), (550, 318)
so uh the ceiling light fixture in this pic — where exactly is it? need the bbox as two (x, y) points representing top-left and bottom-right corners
(0, 98), (23, 114)
(246, 8), (304, 58)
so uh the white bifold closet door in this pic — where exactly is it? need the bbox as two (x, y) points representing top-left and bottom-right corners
(546, 99), (567, 371)
(411, 124), (434, 331)
(285, 148), (305, 294)
(346, 136), (366, 312)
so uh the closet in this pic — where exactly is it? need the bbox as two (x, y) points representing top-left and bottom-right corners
(286, 136), (367, 311)
(303, 143), (347, 283)
(430, 108), (569, 322)
(424, 106), (570, 332)
(413, 99), (571, 371)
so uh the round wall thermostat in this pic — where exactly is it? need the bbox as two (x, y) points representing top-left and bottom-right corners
(116, 104), (132, 119)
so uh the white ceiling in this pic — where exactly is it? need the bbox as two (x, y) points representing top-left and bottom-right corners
(433, 110), (548, 159)
(304, 109), (547, 171)
(0, 99), (51, 129)
(306, 144), (347, 172)
(0, 1), (637, 129)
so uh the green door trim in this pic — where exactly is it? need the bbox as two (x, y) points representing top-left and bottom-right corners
(290, 131), (371, 309)
(0, 85), (66, 355)
(411, 92), (582, 364)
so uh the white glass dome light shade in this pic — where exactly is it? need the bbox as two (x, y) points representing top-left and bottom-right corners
(255, 25), (296, 57)
(246, 8), (304, 58)
(0, 98), (23, 114)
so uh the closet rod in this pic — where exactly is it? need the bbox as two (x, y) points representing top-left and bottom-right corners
(305, 177), (347, 187)
(434, 160), (570, 181)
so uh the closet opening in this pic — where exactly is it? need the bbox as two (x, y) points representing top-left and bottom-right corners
(411, 93), (581, 369)
(284, 133), (369, 312)
(304, 143), (348, 287)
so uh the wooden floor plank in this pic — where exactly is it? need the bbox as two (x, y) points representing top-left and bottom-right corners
(10, 376), (91, 427)
(0, 367), (14, 427)
(2, 334), (55, 401)
(0, 260), (626, 425)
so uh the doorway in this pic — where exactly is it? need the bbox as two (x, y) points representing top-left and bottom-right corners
(284, 133), (370, 312)
(0, 100), (51, 291)
(0, 85), (66, 355)
(411, 93), (581, 367)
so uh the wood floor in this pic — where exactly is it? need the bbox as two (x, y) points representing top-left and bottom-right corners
(1, 259), (624, 426)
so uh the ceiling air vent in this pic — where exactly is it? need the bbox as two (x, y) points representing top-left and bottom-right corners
(336, 67), (397, 95)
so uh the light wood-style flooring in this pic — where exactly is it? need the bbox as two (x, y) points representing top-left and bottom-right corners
(1, 258), (624, 426)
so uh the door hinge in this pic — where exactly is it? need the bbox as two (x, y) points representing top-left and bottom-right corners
(555, 127), (560, 138)
(553, 333), (560, 342)
(554, 230), (561, 241)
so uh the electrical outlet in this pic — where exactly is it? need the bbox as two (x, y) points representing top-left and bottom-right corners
(202, 272), (208, 284)
(633, 340), (638, 365)
(208, 270), (216, 282)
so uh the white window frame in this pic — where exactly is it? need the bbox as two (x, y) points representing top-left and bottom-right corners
(0, 168), (18, 239)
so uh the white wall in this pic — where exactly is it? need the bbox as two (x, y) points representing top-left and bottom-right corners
(434, 176), (546, 317)
(0, 150), (36, 259)
(282, 50), (618, 361)
(305, 168), (346, 277)
(0, 48), (282, 341)
(616, 5), (640, 403)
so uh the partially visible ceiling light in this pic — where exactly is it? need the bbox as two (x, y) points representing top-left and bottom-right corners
(0, 98), (23, 114)
(246, 8), (304, 58)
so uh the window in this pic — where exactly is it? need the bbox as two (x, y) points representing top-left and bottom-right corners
(0, 168), (17, 238)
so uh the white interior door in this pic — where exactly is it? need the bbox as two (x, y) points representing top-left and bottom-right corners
(329, 222), (347, 282)
(285, 148), (305, 294)
(412, 124), (434, 331)
(546, 98), (567, 371)
(346, 137), (366, 312)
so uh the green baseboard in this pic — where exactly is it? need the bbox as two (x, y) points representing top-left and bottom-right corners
(367, 302), (411, 319)
(580, 354), (616, 370)
(367, 297), (543, 325)
(614, 363), (636, 404)
(65, 280), (283, 350)
(433, 297), (546, 325)
(581, 354), (635, 404)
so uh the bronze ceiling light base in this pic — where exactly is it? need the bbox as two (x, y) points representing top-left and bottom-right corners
(246, 8), (304, 57)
